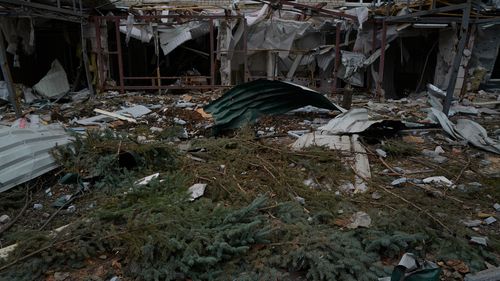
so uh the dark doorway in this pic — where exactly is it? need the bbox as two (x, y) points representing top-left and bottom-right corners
(382, 31), (439, 99)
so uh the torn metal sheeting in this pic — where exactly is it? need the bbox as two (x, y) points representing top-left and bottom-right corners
(204, 80), (343, 131)
(429, 108), (500, 154)
(159, 21), (210, 56)
(0, 125), (72, 193)
(319, 108), (406, 136)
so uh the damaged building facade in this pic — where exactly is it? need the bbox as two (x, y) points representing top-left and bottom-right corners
(1, 0), (500, 280)
(1, 0), (499, 109)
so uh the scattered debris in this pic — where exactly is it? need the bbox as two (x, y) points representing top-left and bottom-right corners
(484, 217), (497, 225)
(347, 211), (371, 229)
(380, 253), (441, 281)
(429, 108), (500, 154)
(494, 203), (500, 212)
(93, 108), (137, 123)
(464, 266), (500, 281)
(376, 149), (387, 158)
(371, 192), (382, 200)
(188, 183), (206, 201)
(135, 173), (160, 186)
(391, 177), (408, 186)
(67, 205), (76, 213)
(76, 105), (151, 126)
(0, 215), (10, 224)
(462, 220), (482, 228)
(470, 236), (488, 246)
(423, 176), (454, 187)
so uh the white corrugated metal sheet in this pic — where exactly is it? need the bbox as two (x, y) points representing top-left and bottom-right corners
(0, 125), (72, 193)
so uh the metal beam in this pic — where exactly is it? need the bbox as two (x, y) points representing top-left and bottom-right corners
(376, 20), (387, 99)
(443, 0), (471, 115)
(0, 0), (83, 17)
(386, 3), (467, 22)
(0, 32), (21, 118)
(280, 0), (359, 22)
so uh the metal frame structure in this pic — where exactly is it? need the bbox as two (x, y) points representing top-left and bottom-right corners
(93, 14), (247, 93)
(93, 10), (351, 94)
(376, 1), (474, 114)
(0, 0), (86, 117)
(0, 0), (84, 22)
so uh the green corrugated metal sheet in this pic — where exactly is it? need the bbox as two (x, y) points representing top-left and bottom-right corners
(204, 80), (343, 132)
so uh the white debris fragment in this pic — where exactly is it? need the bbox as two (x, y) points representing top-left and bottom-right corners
(0, 215), (10, 224)
(434, 146), (445, 154)
(423, 176), (453, 187)
(67, 205), (76, 213)
(174, 118), (187, 125)
(150, 127), (163, 133)
(287, 130), (310, 138)
(494, 203), (500, 211)
(470, 236), (488, 246)
(188, 183), (206, 201)
(463, 219), (482, 227)
(393, 167), (405, 173)
(135, 173), (160, 185)
(371, 192), (382, 200)
(338, 181), (355, 192)
(33, 203), (43, 210)
(175, 101), (196, 108)
(303, 178), (319, 189)
(347, 211), (371, 229)
(484, 217), (497, 225)
(295, 196), (306, 205)
(391, 177), (408, 186)
(376, 149), (387, 158)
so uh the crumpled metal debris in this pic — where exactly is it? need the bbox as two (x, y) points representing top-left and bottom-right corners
(428, 108), (500, 154)
(379, 253), (441, 281)
(0, 124), (72, 193)
(204, 79), (343, 132)
(319, 108), (405, 135)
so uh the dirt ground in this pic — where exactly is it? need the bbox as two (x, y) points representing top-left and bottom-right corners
(0, 90), (499, 281)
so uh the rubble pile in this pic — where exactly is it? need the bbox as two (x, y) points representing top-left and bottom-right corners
(0, 0), (499, 280)
(0, 81), (498, 280)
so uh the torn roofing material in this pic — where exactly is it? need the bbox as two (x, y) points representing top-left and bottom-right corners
(204, 79), (344, 131)
(0, 125), (72, 193)
(429, 108), (500, 154)
(319, 108), (406, 137)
